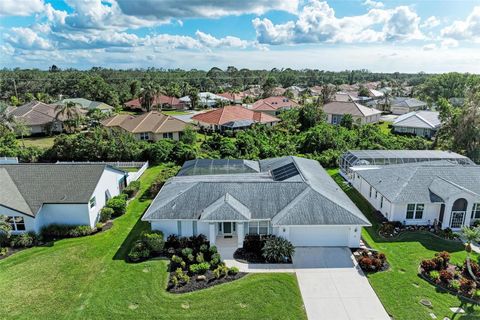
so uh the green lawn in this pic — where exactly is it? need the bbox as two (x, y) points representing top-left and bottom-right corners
(21, 136), (56, 149)
(0, 165), (306, 320)
(163, 110), (191, 116)
(377, 121), (392, 135)
(329, 169), (480, 320)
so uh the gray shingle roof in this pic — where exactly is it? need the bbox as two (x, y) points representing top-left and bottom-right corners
(393, 111), (441, 129)
(356, 161), (480, 203)
(143, 156), (370, 226)
(0, 164), (113, 216)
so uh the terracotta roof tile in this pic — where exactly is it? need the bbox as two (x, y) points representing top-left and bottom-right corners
(192, 105), (279, 125)
(251, 96), (299, 111)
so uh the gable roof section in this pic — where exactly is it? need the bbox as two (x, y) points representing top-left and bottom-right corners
(9, 101), (57, 126)
(323, 101), (382, 117)
(143, 156), (370, 226)
(124, 95), (182, 109)
(251, 96), (299, 111)
(192, 105), (279, 125)
(393, 111), (441, 129)
(102, 111), (188, 134)
(356, 161), (480, 203)
(392, 97), (427, 109)
(0, 169), (33, 216)
(0, 164), (111, 216)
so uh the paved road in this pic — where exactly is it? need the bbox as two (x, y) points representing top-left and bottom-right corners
(293, 247), (391, 320)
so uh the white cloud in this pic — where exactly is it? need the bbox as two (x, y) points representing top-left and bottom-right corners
(441, 38), (459, 48)
(5, 27), (52, 50)
(421, 16), (440, 29)
(253, 1), (422, 45)
(422, 43), (436, 51)
(0, 0), (45, 17)
(115, 0), (299, 20)
(441, 6), (480, 42)
(195, 31), (249, 49)
(362, 0), (384, 9)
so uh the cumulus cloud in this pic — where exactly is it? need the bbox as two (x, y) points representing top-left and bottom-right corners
(422, 43), (436, 51)
(5, 27), (52, 50)
(421, 16), (440, 29)
(116, 0), (299, 20)
(253, 1), (422, 45)
(362, 0), (384, 9)
(0, 0), (45, 17)
(441, 6), (480, 42)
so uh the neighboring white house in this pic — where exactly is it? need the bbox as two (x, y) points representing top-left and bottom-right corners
(323, 101), (382, 125)
(142, 157), (371, 248)
(390, 97), (428, 115)
(350, 161), (480, 230)
(179, 92), (230, 108)
(0, 164), (127, 234)
(392, 111), (441, 138)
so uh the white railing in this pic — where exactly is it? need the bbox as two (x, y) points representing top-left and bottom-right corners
(126, 161), (149, 184)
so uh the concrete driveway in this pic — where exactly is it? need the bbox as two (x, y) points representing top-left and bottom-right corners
(293, 247), (390, 320)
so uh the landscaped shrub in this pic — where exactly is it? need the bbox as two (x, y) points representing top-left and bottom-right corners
(99, 207), (114, 222)
(359, 257), (373, 269)
(462, 261), (480, 279)
(0, 247), (8, 256)
(106, 196), (127, 216)
(196, 252), (205, 263)
(459, 278), (476, 296)
(439, 270), (453, 283)
(165, 234), (180, 249)
(228, 266), (239, 275)
(141, 231), (164, 254)
(41, 224), (94, 239)
(171, 255), (185, 269)
(123, 180), (141, 198)
(181, 247), (193, 258)
(450, 280), (461, 291)
(174, 268), (190, 284)
(421, 259), (437, 272)
(213, 264), (229, 279)
(127, 240), (151, 262)
(243, 234), (263, 255)
(429, 270), (440, 282)
(262, 236), (295, 263)
(10, 232), (38, 248)
(210, 253), (221, 268)
(189, 262), (210, 275)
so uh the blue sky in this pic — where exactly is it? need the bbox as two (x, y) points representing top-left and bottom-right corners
(1, 0), (480, 72)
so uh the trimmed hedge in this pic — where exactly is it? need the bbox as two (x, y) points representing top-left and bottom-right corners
(41, 224), (94, 239)
(106, 195), (127, 216)
(123, 181), (141, 198)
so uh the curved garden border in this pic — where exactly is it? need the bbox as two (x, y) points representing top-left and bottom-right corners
(377, 229), (462, 243)
(417, 267), (480, 305)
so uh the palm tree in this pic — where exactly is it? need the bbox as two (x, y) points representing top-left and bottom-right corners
(461, 226), (480, 281)
(140, 82), (162, 112)
(0, 102), (15, 130)
(382, 91), (391, 112)
(55, 101), (82, 133)
(0, 215), (12, 248)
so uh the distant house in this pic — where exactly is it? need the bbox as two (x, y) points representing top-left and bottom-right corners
(124, 95), (185, 111)
(323, 101), (382, 125)
(58, 98), (113, 113)
(179, 92), (230, 108)
(102, 111), (190, 141)
(216, 92), (247, 104)
(334, 92), (359, 102)
(392, 111), (441, 138)
(391, 97), (427, 115)
(191, 105), (280, 131)
(8, 101), (84, 135)
(0, 163), (126, 234)
(250, 96), (299, 116)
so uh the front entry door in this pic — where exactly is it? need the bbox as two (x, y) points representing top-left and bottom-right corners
(450, 211), (465, 229)
(223, 222), (232, 235)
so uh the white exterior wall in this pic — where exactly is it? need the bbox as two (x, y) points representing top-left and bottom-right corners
(36, 204), (89, 232)
(391, 106), (409, 115)
(0, 205), (36, 234)
(389, 203), (441, 225)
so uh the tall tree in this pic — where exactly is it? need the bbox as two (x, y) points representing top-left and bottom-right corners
(461, 226), (480, 281)
(0, 215), (12, 249)
(55, 101), (82, 133)
(140, 82), (161, 112)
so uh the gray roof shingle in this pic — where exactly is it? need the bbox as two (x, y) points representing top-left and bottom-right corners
(143, 156), (370, 226)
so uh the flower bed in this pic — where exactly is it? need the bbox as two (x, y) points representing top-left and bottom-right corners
(354, 249), (389, 273)
(233, 234), (294, 264)
(168, 269), (246, 294)
(378, 221), (460, 241)
(419, 251), (480, 303)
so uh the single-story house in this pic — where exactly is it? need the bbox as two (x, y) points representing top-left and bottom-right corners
(250, 96), (300, 116)
(216, 92), (248, 104)
(124, 95), (185, 111)
(323, 101), (382, 125)
(8, 100), (84, 135)
(334, 92), (359, 102)
(191, 105), (280, 131)
(102, 111), (190, 141)
(0, 163), (126, 234)
(179, 92), (230, 108)
(350, 161), (480, 230)
(391, 97), (427, 115)
(57, 98), (113, 113)
(339, 149), (473, 179)
(142, 156), (370, 248)
(392, 111), (441, 138)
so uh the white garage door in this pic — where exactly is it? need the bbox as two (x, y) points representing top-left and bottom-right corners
(289, 226), (350, 247)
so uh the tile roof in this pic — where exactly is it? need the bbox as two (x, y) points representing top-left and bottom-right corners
(124, 95), (182, 109)
(192, 105), (279, 125)
(251, 96), (299, 111)
(102, 111), (189, 134)
(323, 101), (382, 117)
(0, 164), (116, 216)
(355, 161), (480, 203)
(143, 156), (370, 226)
(8, 101), (84, 126)
(59, 98), (113, 110)
(393, 111), (441, 129)
(392, 97), (427, 109)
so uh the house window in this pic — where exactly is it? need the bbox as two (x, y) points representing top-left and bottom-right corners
(163, 132), (174, 139)
(7, 216), (26, 231)
(406, 203), (424, 220)
(472, 203), (480, 219)
(89, 197), (96, 209)
(248, 221), (270, 235)
(105, 190), (111, 203)
(375, 191), (378, 198)
(139, 132), (150, 140)
(332, 114), (343, 125)
(380, 197), (384, 208)
(218, 222), (222, 232)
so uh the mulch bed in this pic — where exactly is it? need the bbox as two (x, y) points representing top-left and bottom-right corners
(167, 270), (247, 294)
(233, 248), (292, 264)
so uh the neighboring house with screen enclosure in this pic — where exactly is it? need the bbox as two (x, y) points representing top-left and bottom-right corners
(0, 164), (127, 234)
(339, 149), (473, 180)
(142, 157), (370, 248)
(349, 161), (480, 230)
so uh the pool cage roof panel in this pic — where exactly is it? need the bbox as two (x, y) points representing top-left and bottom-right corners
(341, 150), (474, 167)
(178, 159), (260, 176)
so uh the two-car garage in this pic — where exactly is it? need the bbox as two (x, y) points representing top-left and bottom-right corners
(284, 225), (359, 248)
